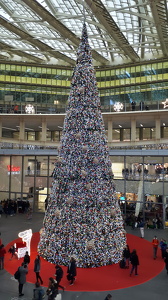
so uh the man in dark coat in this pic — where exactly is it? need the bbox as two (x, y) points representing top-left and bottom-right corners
(164, 248), (168, 274)
(55, 264), (64, 291)
(67, 257), (77, 285)
(18, 262), (28, 296)
(23, 251), (30, 265)
(130, 249), (139, 276)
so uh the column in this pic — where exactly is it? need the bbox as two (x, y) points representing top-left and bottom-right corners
(108, 120), (113, 142)
(41, 118), (47, 142)
(0, 120), (2, 138)
(120, 128), (123, 141)
(19, 119), (25, 141)
(131, 119), (136, 142)
(155, 118), (160, 140)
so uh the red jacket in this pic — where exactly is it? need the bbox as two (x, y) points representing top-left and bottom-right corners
(152, 238), (159, 248)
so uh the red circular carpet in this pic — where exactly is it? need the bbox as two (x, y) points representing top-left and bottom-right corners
(5, 232), (164, 292)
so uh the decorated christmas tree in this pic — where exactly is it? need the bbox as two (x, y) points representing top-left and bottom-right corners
(38, 23), (126, 268)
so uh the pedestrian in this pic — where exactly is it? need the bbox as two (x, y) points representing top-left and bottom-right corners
(67, 257), (77, 286)
(32, 282), (45, 300)
(104, 294), (112, 300)
(8, 244), (17, 260)
(123, 244), (130, 268)
(164, 248), (168, 274)
(34, 255), (43, 284)
(0, 244), (6, 270)
(130, 249), (139, 276)
(139, 219), (145, 238)
(18, 262), (28, 297)
(55, 264), (64, 291)
(152, 236), (159, 259)
(46, 277), (58, 300)
(160, 238), (167, 259)
(23, 251), (30, 265)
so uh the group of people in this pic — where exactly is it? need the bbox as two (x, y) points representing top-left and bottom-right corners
(14, 252), (77, 298)
(120, 245), (139, 276)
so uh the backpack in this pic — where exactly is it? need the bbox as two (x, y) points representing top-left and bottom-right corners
(14, 268), (20, 280)
(119, 258), (126, 269)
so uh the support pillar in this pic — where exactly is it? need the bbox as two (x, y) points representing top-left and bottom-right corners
(108, 120), (113, 142)
(19, 120), (25, 141)
(41, 119), (47, 142)
(131, 119), (136, 142)
(155, 118), (160, 140)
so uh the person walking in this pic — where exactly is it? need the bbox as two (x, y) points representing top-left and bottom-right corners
(104, 295), (112, 300)
(130, 249), (139, 276)
(67, 257), (77, 286)
(55, 264), (64, 291)
(18, 262), (28, 297)
(152, 236), (159, 259)
(0, 244), (6, 270)
(123, 244), (130, 268)
(34, 255), (43, 284)
(46, 277), (58, 300)
(32, 282), (45, 300)
(8, 245), (17, 260)
(164, 248), (168, 274)
(160, 238), (167, 259)
(139, 219), (145, 238)
(23, 251), (30, 265)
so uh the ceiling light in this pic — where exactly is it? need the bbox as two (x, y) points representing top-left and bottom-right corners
(16, 126), (34, 131)
(119, 125), (122, 128)
(140, 124), (143, 127)
(163, 123), (165, 126)
(38, 126), (49, 130)
(2, 127), (17, 131)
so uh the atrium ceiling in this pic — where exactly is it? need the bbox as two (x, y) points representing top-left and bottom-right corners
(0, 0), (168, 67)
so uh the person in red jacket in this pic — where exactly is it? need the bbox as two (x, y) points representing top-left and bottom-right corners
(152, 236), (159, 259)
(0, 244), (6, 270)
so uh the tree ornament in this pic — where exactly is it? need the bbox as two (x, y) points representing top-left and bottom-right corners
(110, 208), (116, 217)
(66, 197), (73, 204)
(76, 132), (81, 139)
(82, 145), (88, 151)
(79, 86), (85, 94)
(39, 228), (44, 235)
(81, 169), (87, 177)
(86, 239), (95, 250)
(93, 157), (99, 164)
(86, 183), (91, 190)
(55, 209), (61, 218)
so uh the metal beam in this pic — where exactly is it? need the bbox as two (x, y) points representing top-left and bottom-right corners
(22, 0), (109, 65)
(85, 0), (140, 62)
(149, 0), (168, 56)
(0, 16), (75, 65)
(0, 41), (43, 63)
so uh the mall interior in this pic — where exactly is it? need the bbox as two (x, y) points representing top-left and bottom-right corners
(0, 0), (168, 228)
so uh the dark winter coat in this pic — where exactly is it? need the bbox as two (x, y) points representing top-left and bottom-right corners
(67, 260), (77, 277)
(130, 252), (139, 266)
(55, 265), (63, 281)
(34, 258), (41, 272)
(123, 248), (130, 259)
(18, 266), (28, 284)
(24, 254), (30, 264)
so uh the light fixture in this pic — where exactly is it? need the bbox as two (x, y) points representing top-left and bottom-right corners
(2, 127), (17, 131)
(163, 123), (165, 126)
(113, 102), (124, 112)
(16, 126), (34, 131)
(38, 126), (49, 130)
(25, 104), (35, 114)
(119, 125), (122, 128)
(140, 124), (143, 127)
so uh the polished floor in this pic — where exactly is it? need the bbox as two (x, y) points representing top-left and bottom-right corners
(0, 212), (168, 300)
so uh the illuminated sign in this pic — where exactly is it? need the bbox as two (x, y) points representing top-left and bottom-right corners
(113, 102), (124, 112)
(162, 99), (168, 109)
(7, 165), (20, 175)
(16, 229), (33, 259)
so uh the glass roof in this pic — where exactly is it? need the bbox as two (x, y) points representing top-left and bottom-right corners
(0, 0), (167, 66)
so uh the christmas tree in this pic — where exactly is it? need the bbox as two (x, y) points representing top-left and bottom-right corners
(38, 23), (126, 268)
